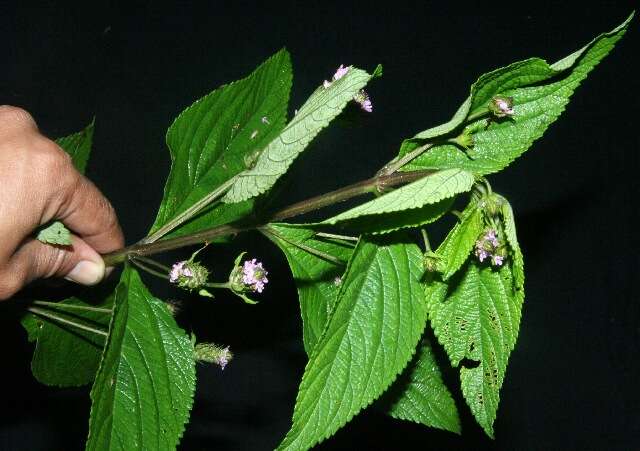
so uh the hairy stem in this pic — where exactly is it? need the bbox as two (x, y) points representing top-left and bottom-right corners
(27, 307), (109, 337)
(102, 169), (434, 266)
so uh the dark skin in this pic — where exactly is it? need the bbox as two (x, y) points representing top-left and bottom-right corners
(0, 105), (124, 300)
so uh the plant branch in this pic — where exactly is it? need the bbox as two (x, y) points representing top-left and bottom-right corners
(102, 169), (434, 266)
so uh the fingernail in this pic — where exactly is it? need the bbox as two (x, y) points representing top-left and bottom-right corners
(65, 260), (105, 285)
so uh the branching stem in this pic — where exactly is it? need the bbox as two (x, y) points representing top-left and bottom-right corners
(103, 169), (434, 266)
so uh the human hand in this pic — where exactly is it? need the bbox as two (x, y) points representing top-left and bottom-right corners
(0, 106), (124, 300)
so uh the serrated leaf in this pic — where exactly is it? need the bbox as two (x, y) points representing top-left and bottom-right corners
(149, 48), (293, 239)
(396, 14), (631, 176)
(501, 200), (524, 291)
(322, 169), (475, 225)
(224, 65), (377, 203)
(278, 235), (427, 450)
(56, 119), (95, 174)
(36, 121), (96, 245)
(434, 201), (484, 279)
(86, 267), (196, 451)
(426, 262), (523, 438)
(384, 338), (461, 434)
(265, 223), (353, 354)
(21, 295), (113, 387)
(322, 198), (455, 235)
(36, 221), (72, 245)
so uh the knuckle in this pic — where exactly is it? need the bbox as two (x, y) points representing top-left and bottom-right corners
(0, 105), (36, 130)
(0, 269), (22, 301)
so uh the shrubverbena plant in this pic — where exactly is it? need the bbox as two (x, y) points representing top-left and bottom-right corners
(20, 14), (632, 450)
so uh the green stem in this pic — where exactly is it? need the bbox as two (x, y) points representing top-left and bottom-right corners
(205, 281), (231, 289)
(27, 307), (109, 337)
(421, 229), (432, 252)
(142, 176), (238, 244)
(102, 169), (434, 266)
(32, 300), (112, 313)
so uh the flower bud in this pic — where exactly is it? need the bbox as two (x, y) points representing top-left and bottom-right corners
(489, 96), (515, 118)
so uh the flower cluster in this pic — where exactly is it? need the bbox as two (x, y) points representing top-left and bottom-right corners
(242, 258), (269, 293)
(229, 254), (269, 303)
(194, 343), (233, 371)
(169, 260), (209, 290)
(323, 64), (373, 113)
(353, 90), (373, 112)
(323, 64), (349, 88)
(474, 228), (507, 267)
(489, 96), (515, 118)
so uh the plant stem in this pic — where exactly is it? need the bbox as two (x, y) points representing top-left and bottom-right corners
(142, 176), (238, 244)
(27, 307), (109, 337)
(32, 300), (112, 313)
(102, 169), (434, 266)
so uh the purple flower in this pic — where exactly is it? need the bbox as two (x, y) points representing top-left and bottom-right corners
(169, 259), (209, 290)
(333, 64), (349, 80)
(216, 346), (232, 370)
(169, 261), (191, 283)
(354, 90), (373, 112)
(323, 64), (350, 89)
(242, 259), (269, 293)
(474, 228), (506, 267)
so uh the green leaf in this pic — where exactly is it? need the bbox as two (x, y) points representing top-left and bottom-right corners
(21, 296), (113, 387)
(323, 198), (455, 235)
(56, 119), (95, 174)
(149, 48), (293, 239)
(434, 201), (484, 279)
(501, 199), (524, 291)
(396, 14), (632, 176)
(36, 221), (72, 245)
(278, 235), (427, 450)
(36, 121), (96, 245)
(223, 65), (378, 203)
(426, 262), (523, 437)
(86, 267), (196, 451)
(264, 223), (354, 354)
(322, 169), (475, 225)
(384, 338), (461, 434)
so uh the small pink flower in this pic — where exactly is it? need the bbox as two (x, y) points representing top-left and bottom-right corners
(333, 64), (349, 80)
(169, 261), (188, 283)
(354, 90), (373, 112)
(242, 259), (269, 293)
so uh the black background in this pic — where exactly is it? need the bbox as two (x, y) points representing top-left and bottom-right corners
(1, 2), (639, 450)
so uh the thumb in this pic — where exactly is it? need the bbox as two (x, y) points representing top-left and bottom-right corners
(0, 235), (105, 299)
